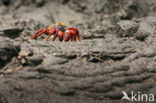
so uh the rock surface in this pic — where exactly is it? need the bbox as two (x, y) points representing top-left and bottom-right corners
(0, 0), (156, 103)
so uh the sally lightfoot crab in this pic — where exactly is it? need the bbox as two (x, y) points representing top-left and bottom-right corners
(31, 22), (82, 42)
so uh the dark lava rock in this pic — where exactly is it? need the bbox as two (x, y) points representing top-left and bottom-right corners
(2, 0), (10, 6)
(2, 27), (23, 39)
(0, 37), (20, 68)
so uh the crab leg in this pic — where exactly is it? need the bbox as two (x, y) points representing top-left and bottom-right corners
(72, 32), (82, 42)
(77, 34), (82, 42)
(31, 29), (46, 39)
(71, 35), (73, 42)
(36, 29), (47, 37)
(64, 32), (71, 42)
(59, 31), (64, 41)
(31, 29), (43, 39)
(44, 28), (58, 41)
(52, 29), (59, 41)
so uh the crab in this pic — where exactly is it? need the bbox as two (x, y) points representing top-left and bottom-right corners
(31, 22), (82, 42)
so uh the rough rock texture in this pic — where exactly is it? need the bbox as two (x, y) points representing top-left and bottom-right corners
(0, 0), (156, 103)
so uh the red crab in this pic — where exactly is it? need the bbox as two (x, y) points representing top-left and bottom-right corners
(31, 22), (82, 42)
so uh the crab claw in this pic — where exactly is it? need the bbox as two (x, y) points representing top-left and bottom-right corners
(65, 28), (82, 42)
(64, 31), (71, 42)
(58, 31), (64, 41)
(31, 29), (47, 39)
